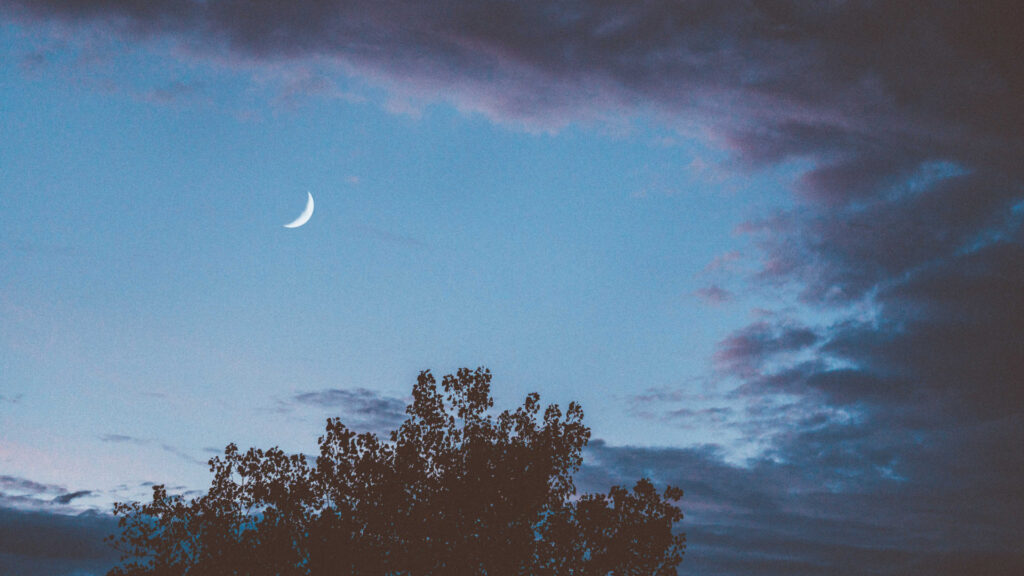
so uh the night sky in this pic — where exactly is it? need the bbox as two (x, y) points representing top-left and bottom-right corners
(2, 2), (1023, 574)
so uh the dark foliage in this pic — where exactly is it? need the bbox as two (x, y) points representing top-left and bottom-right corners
(107, 368), (684, 575)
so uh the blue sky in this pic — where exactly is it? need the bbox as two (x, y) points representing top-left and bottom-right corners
(2, 2), (1023, 575)
(3, 22), (781, 503)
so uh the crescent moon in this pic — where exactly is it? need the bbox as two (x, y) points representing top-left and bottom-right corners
(283, 192), (314, 228)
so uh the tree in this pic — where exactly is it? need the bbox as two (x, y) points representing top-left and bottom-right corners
(108, 368), (685, 575)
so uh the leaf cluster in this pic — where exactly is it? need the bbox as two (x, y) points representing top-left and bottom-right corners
(108, 368), (684, 575)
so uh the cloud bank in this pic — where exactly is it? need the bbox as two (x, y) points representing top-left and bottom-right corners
(0, 507), (117, 576)
(0, 475), (116, 575)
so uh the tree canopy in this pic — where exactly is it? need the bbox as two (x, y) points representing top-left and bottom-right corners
(108, 368), (684, 575)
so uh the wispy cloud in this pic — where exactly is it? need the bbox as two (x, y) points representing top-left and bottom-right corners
(276, 387), (408, 435)
(695, 284), (733, 305)
(99, 434), (206, 466)
(0, 475), (63, 496)
(714, 321), (818, 378)
(0, 474), (99, 516)
(52, 490), (92, 505)
(0, 393), (24, 405)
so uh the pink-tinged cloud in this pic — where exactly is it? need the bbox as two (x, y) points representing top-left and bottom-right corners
(695, 284), (734, 305)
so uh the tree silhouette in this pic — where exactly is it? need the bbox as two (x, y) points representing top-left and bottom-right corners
(108, 368), (684, 575)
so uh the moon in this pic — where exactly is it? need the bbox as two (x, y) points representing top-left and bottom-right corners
(283, 192), (314, 228)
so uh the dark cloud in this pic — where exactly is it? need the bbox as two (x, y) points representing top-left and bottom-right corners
(291, 387), (406, 414)
(668, 238), (1024, 572)
(746, 169), (1021, 303)
(579, 439), (1024, 576)
(0, 507), (117, 576)
(741, 240), (1024, 423)
(0, 474), (88, 511)
(2, 2), (1020, 136)
(52, 490), (92, 505)
(0, 471), (106, 550)
(0, 475), (59, 495)
(98, 433), (139, 444)
(280, 387), (408, 434)
(714, 321), (818, 378)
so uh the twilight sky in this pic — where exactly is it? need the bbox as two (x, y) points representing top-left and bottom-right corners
(1, 2), (1022, 574)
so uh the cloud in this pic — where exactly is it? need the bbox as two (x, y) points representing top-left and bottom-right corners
(2, 2), (1018, 136)
(0, 393), (24, 405)
(143, 79), (204, 105)
(650, 238), (1024, 572)
(714, 321), (818, 378)
(744, 168), (1020, 303)
(627, 389), (737, 433)
(278, 387), (408, 434)
(98, 434), (139, 444)
(695, 284), (733, 305)
(579, 439), (1024, 576)
(0, 475), (59, 495)
(0, 507), (118, 576)
(100, 434), (207, 466)
(0, 474), (103, 521)
(720, 240), (1024, 428)
(52, 491), (93, 505)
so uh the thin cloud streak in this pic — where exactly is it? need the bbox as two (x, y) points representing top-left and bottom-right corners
(276, 387), (409, 435)
(99, 434), (206, 467)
